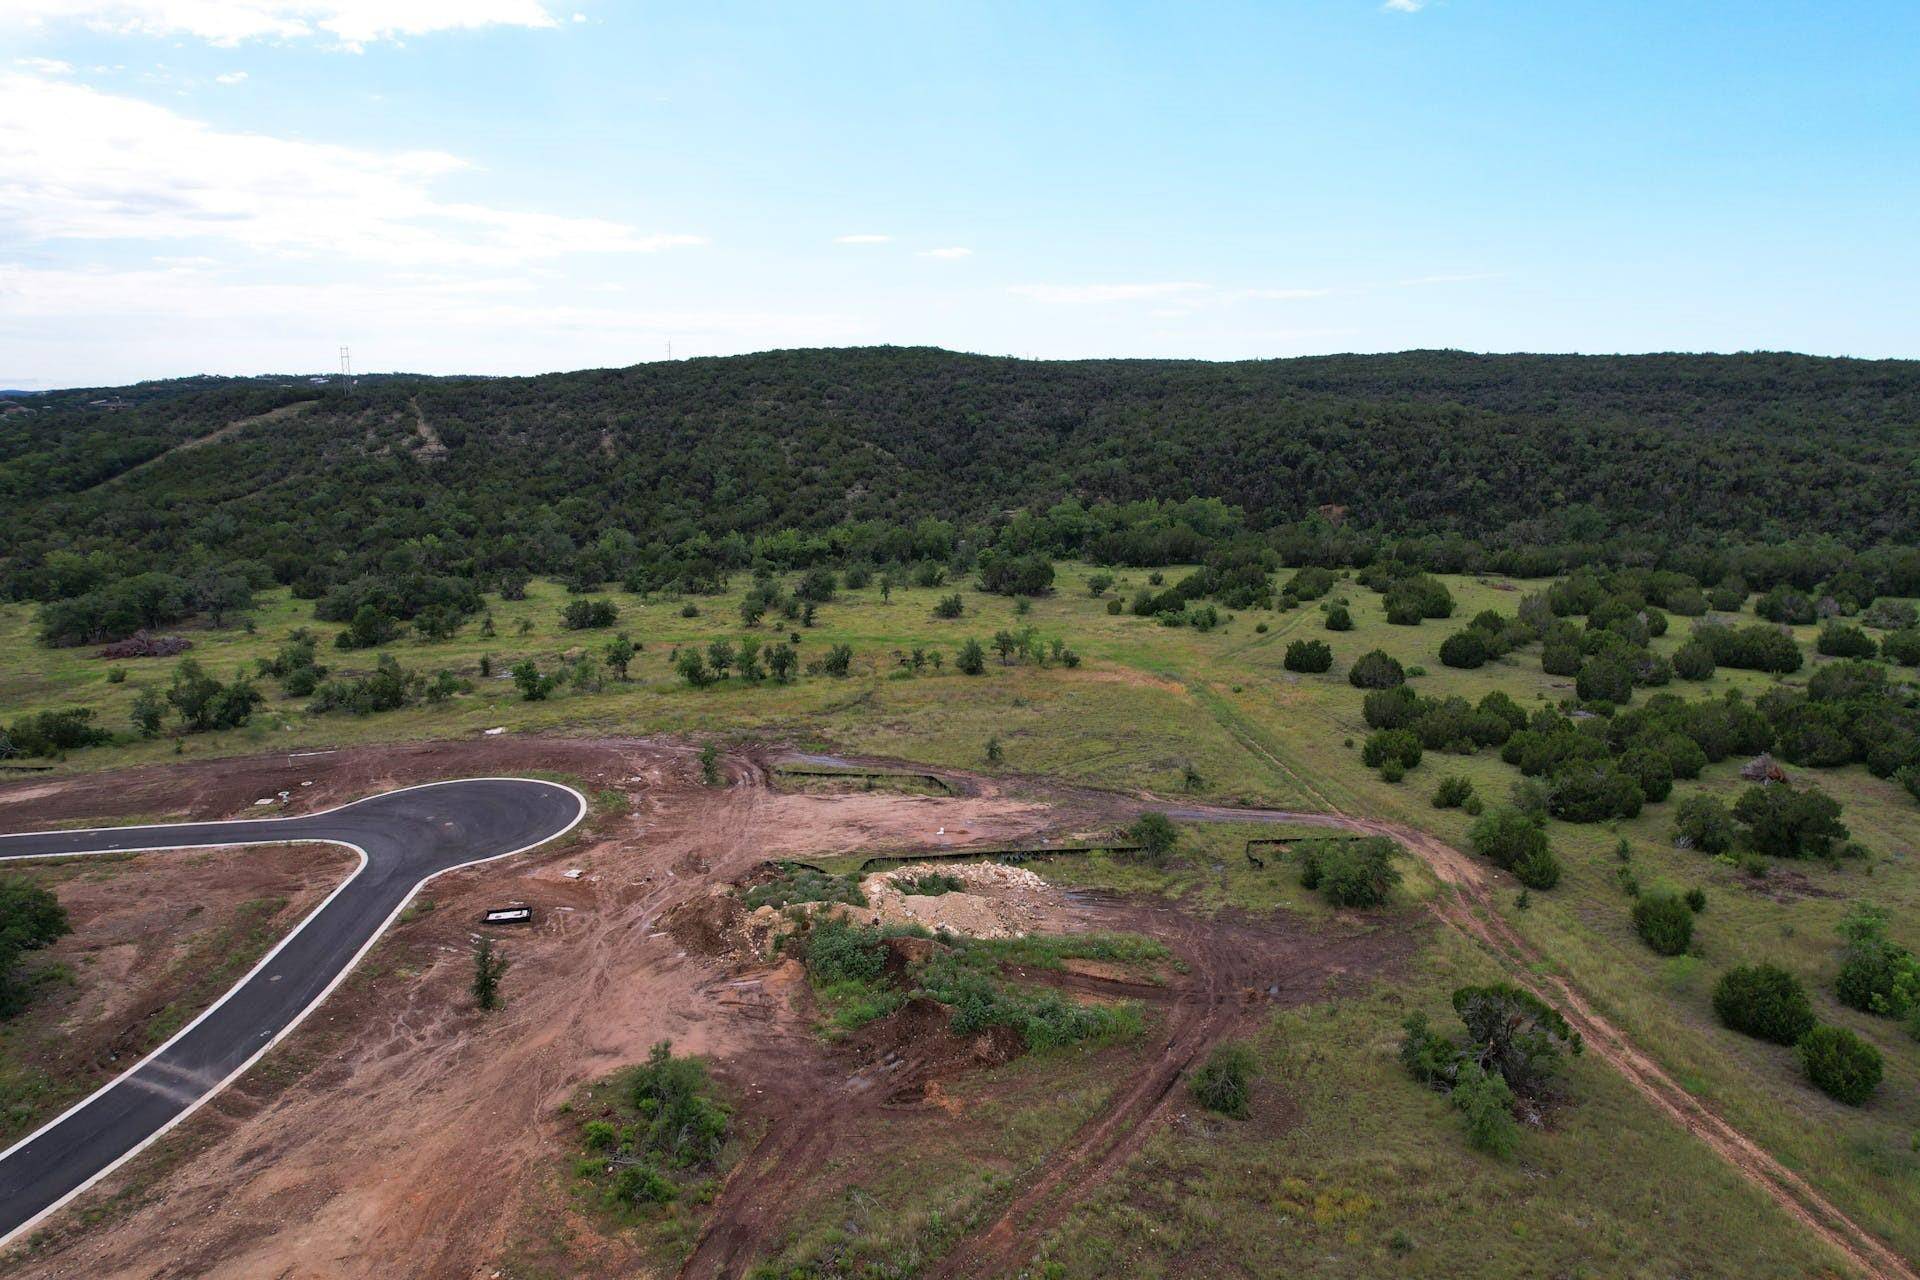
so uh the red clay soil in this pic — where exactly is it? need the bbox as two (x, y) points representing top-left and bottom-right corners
(676, 887), (1415, 1280)
(0, 738), (1061, 1280)
(0, 843), (356, 1144)
(0, 741), (1909, 1280)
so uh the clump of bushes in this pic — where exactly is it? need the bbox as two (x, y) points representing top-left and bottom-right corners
(1630, 890), (1694, 956)
(0, 875), (73, 1017)
(1712, 964), (1815, 1045)
(1298, 837), (1400, 908)
(575, 1041), (732, 1208)
(1467, 806), (1561, 889)
(1431, 775), (1475, 809)
(742, 868), (867, 910)
(1361, 728), (1422, 775)
(1283, 639), (1333, 673)
(1189, 1041), (1257, 1118)
(1400, 983), (1582, 1156)
(1348, 649), (1406, 689)
(895, 871), (965, 897)
(561, 598), (619, 630)
(1799, 1026), (1883, 1106)
(1129, 812), (1179, 864)
(1833, 904), (1920, 1029)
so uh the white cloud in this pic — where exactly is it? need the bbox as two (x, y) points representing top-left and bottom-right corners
(0, 259), (869, 383)
(0, 73), (704, 267)
(13, 57), (75, 74)
(834, 233), (891, 244)
(1239, 286), (1335, 300)
(2, 1), (560, 48)
(919, 246), (972, 259)
(1009, 282), (1207, 304)
(214, 70), (248, 84)
(1382, 0), (1426, 11)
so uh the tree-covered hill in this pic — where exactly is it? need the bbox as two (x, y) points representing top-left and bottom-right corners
(4, 347), (1917, 614)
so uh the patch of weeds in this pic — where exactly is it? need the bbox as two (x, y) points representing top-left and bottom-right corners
(743, 868), (867, 910)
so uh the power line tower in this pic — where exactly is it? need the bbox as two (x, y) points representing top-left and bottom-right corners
(338, 345), (355, 390)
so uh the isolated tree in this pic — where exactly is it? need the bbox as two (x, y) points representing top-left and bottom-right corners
(471, 936), (509, 1011)
(1347, 649), (1405, 689)
(1283, 639), (1333, 673)
(674, 648), (711, 688)
(766, 642), (797, 682)
(130, 688), (166, 738)
(1713, 964), (1816, 1045)
(604, 633), (637, 680)
(1733, 783), (1848, 859)
(957, 638), (986, 674)
(700, 742), (722, 786)
(511, 659), (557, 701)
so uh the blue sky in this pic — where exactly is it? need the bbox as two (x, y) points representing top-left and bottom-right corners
(3, 1), (1917, 386)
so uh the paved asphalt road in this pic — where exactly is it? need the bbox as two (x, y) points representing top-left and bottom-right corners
(0, 777), (586, 1247)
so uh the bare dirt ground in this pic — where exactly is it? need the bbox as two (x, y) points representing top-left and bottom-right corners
(0, 738), (1910, 1280)
(0, 843), (356, 1144)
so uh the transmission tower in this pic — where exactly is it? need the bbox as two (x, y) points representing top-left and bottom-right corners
(339, 345), (355, 390)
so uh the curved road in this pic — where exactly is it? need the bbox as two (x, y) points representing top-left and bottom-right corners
(0, 777), (586, 1248)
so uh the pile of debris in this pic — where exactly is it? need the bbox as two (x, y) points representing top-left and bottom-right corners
(851, 861), (1054, 939)
(1740, 753), (1789, 784)
(97, 631), (194, 659)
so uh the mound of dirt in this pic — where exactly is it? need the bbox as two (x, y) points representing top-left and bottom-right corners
(846, 995), (1025, 1104)
(663, 887), (782, 965)
(854, 861), (1056, 939)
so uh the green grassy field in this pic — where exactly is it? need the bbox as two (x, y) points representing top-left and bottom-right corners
(2, 564), (1916, 1273)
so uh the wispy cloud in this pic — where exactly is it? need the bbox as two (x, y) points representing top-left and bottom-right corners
(13, 57), (74, 74)
(1009, 282), (1207, 304)
(1381, 0), (1427, 11)
(0, 73), (704, 267)
(1397, 271), (1498, 286)
(4, 1), (562, 49)
(834, 233), (891, 244)
(919, 246), (972, 259)
(214, 70), (248, 84)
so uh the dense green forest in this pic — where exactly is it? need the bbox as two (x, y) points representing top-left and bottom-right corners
(4, 348), (1918, 644)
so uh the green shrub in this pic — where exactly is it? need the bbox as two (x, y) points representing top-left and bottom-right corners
(1799, 1025), (1883, 1106)
(1712, 964), (1816, 1045)
(1129, 812), (1179, 863)
(1283, 639), (1334, 673)
(1431, 775), (1475, 809)
(1632, 891), (1694, 956)
(1673, 793), (1736, 854)
(895, 871), (965, 896)
(1325, 604), (1353, 631)
(803, 918), (888, 986)
(1348, 649), (1406, 689)
(1361, 728), (1422, 772)
(1439, 629), (1490, 669)
(1468, 806), (1559, 889)
(743, 869), (866, 910)
(1297, 837), (1401, 908)
(1189, 1041), (1256, 1118)
(1452, 1063), (1518, 1157)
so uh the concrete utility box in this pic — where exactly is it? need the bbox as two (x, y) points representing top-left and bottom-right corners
(482, 907), (533, 925)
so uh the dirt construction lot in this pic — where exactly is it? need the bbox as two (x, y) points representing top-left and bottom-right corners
(1, 736), (1358, 1279)
(0, 736), (1902, 1280)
